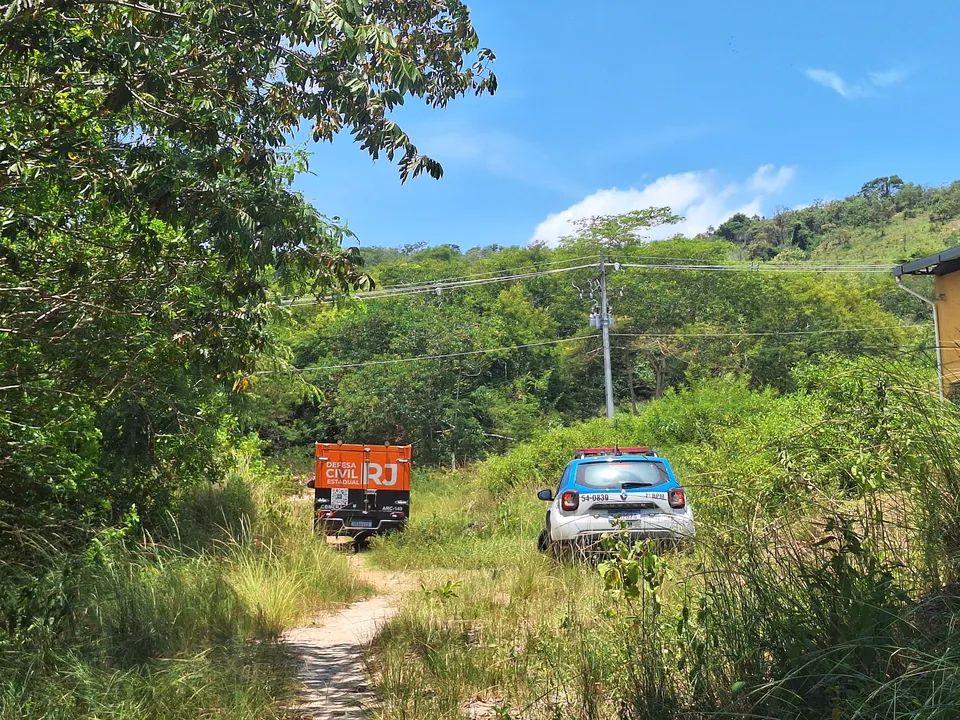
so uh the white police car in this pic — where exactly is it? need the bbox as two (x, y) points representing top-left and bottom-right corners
(536, 447), (694, 555)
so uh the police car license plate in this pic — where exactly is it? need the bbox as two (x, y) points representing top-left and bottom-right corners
(351, 519), (374, 528)
(621, 513), (645, 522)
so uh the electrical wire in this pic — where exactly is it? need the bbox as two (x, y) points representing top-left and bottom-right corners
(262, 324), (930, 375)
(365, 255), (602, 288)
(282, 263), (599, 306)
(610, 325), (929, 339)
(265, 335), (600, 374)
(616, 262), (892, 273)
(281, 259), (898, 307)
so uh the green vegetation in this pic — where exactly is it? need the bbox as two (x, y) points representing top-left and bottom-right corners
(0, 0), (495, 544)
(254, 179), (949, 468)
(5, 3), (960, 718)
(714, 175), (960, 263)
(367, 361), (960, 720)
(1, 1), (494, 715)
(0, 450), (369, 719)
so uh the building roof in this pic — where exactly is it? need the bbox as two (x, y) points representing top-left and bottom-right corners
(893, 245), (960, 277)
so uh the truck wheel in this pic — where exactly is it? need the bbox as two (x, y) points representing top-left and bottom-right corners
(536, 529), (551, 554)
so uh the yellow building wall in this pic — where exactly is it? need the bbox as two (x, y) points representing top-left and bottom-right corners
(936, 272), (960, 393)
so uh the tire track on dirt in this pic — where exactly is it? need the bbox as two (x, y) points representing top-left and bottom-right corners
(283, 556), (413, 719)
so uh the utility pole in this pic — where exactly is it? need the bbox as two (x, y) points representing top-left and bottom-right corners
(583, 256), (616, 419)
(598, 256), (615, 420)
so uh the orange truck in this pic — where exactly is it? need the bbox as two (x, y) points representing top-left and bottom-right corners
(312, 443), (412, 540)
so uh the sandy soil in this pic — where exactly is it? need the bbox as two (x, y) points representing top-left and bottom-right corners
(283, 556), (413, 719)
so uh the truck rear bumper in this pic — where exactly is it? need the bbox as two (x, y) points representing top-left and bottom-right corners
(315, 517), (406, 537)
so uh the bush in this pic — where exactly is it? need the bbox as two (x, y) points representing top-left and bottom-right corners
(0, 458), (368, 719)
(371, 364), (960, 720)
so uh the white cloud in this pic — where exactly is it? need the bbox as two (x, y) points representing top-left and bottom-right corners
(530, 166), (794, 247)
(805, 66), (912, 99)
(805, 69), (855, 98)
(869, 67), (911, 87)
(749, 164), (796, 193)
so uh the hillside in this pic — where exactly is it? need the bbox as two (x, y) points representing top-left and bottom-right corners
(249, 175), (955, 470)
(809, 212), (960, 264)
(709, 175), (960, 265)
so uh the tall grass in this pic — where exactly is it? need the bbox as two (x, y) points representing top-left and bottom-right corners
(369, 361), (960, 720)
(372, 556), (605, 719)
(0, 453), (368, 719)
(227, 534), (368, 636)
(369, 469), (546, 570)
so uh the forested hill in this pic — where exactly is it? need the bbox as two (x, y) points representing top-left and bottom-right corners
(708, 175), (960, 265)
(252, 175), (949, 468)
(362, 174), (960, 269)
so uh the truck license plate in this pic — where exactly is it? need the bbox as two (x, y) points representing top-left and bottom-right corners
(351, 519), (374, 528)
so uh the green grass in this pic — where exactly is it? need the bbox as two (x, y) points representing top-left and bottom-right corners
(0, 461), (370, 720)
(0, 643), (299, 720)
(372, 555), (607, 719)
(367, 367), (960, 720)
(367, 469), (547, 571)
(226, 533), (370, 636)
(811, 212), (960, 265)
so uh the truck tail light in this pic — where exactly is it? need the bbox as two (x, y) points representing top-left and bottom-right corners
(390, 512), (406, 520)
(668, 488), (686, 509)
(560, 490), (579, 512)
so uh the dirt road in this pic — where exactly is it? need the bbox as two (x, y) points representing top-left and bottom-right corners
(284, 557), (412, 719)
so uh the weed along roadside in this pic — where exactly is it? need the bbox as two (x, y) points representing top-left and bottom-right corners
(0, 446), (372, 719)
(347, 370), (960, 720)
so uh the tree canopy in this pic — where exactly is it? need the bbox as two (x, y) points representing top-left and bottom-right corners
(0, 0), (495, 539)
(252, 217), (928, 467)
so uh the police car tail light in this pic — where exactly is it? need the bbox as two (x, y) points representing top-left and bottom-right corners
(560, 490), (580, 512)
(668, 488), (686, 509)
(390, 512), (406, 520)
(318, 510), (335, 519)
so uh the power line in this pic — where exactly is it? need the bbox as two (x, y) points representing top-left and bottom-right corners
(611, 324), (928, 339)
(617, 262), (892, 273)
(265, 335), (600, 374)
(282, 263), (599, 306)
(282, 259), (898, 308)
(262, 325), (928, 375)
(366, 255), (601, 288)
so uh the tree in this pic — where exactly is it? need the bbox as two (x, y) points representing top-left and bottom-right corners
(857, 178), (904, 237)
(772, 206), (792, 246)
(791, 223), (809, 251)
(0, 0), (496, 535)
(715, 213), (755, 245)
(561, 208), (682, 251)
(860, 176), (905, 199)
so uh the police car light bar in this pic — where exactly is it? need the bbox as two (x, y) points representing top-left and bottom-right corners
(573, 447), (658, 459)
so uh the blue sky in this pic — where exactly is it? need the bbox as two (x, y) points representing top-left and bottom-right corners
(294, 0), (960, 250)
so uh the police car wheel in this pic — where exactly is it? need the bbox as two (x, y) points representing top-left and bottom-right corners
(536, 529), (551, 554)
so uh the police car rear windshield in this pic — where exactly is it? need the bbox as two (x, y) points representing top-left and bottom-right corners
(575, 461), (669, 489)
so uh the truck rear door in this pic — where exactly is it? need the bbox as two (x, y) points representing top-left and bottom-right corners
(314, 443), (411, 535)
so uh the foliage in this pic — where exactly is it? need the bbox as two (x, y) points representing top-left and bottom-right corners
(0, 456), (367, 719)
(369, 368), (960, 720)
(712, 176), (960, 262)
(256, 212), (923, 466)
(558, 207), (682, 251)
(0, 0), (496, 543)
